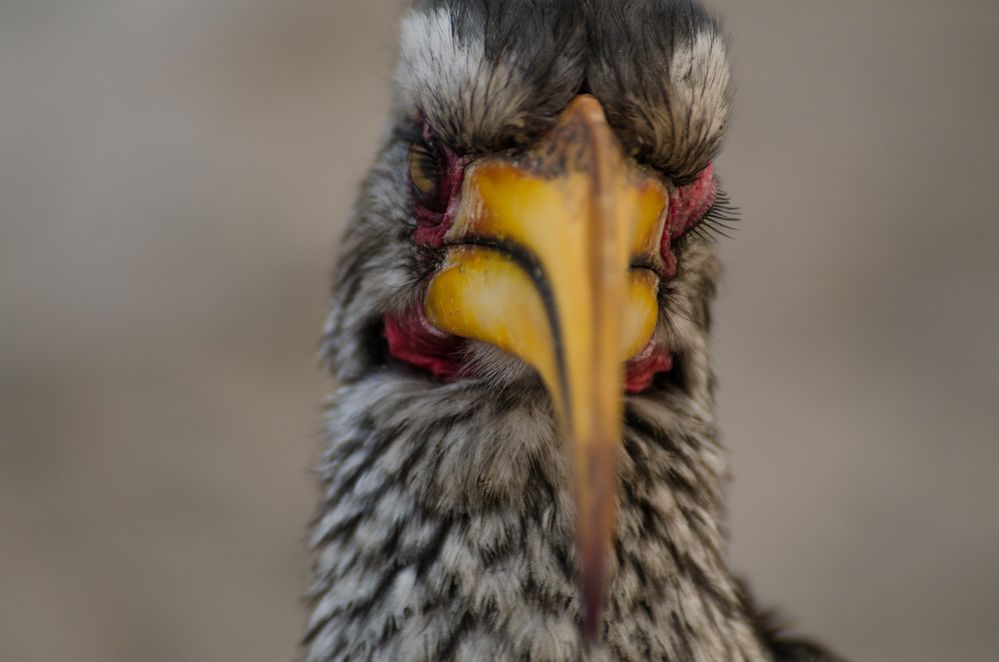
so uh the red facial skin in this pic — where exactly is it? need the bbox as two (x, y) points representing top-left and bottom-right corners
(385, 306), (467, 381)
(384, 129), (717, 394)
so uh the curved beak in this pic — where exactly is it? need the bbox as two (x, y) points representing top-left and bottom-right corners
(424, 95), (668, 637)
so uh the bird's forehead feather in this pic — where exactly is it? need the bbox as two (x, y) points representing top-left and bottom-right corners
(397, 0), (732, 178)
(397, 1), (584, 151)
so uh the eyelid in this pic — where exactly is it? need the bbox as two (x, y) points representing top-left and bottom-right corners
(667, 164), (719, 240)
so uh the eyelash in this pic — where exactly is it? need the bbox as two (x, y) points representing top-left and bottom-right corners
(409, 144), (444, 206)
(686, 187), (740, 243)
(394, 123), (427, 148)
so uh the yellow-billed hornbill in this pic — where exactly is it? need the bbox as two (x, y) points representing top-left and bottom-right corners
(305, 1), (841, 660)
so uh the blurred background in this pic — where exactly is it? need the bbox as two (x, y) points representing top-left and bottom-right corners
(2, 1), (997, 660)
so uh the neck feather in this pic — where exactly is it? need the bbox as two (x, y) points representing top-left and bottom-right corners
(304, 374), (770, 661)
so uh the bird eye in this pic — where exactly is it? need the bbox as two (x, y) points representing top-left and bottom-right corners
(408, 140), (446, 213)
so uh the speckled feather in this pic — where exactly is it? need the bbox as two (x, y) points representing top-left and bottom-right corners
(306, 1), (841, 660)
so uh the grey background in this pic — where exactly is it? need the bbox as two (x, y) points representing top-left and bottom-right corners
(2, 1), (997, 660)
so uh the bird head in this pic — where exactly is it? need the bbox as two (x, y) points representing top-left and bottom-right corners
(323, 0), (732, 639)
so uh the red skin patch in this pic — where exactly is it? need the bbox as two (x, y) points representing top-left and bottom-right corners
(387, 136), (715, 393)
(384, 306), (467, 381)
(624, 341), (674, 394)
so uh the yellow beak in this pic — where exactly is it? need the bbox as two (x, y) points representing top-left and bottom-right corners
(424, 95), (668, 636)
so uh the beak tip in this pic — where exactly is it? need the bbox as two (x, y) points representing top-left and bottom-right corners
(580, 555), (606, 643)
(582, 606), (601, 644)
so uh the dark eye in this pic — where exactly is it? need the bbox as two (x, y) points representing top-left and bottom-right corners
(408, 140), (446, 213)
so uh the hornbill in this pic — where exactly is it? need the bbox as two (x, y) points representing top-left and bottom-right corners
(306, 1), (841, 660)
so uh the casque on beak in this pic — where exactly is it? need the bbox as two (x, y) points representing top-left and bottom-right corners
(424, 95), (668, 638)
